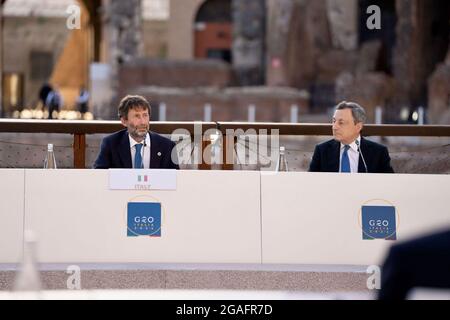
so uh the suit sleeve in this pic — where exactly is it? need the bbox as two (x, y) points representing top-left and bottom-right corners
(93, 137), (111, 169)
(308, 145), (321, 172)
(378, 146), (394, 173)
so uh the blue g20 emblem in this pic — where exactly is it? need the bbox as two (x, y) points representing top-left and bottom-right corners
(361, 205), (396, 240)
(127, 202), (161, 237)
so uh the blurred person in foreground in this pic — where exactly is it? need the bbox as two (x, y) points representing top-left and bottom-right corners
(378, 229), (450, 300)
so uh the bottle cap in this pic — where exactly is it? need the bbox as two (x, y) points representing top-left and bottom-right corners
(47, 144), (53, 152)
(280, 146), (285, 152)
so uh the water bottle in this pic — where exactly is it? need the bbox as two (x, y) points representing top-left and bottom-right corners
(44, 143), (57, 169)
(14, 230), (42, 292)
(276, 146), (289, 172)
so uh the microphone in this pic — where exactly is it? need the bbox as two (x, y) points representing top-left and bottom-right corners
(141, 141), (147, 169)
(355, 140), (368, 173)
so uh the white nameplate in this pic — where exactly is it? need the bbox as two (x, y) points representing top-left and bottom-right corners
(109, 169), (177, 190)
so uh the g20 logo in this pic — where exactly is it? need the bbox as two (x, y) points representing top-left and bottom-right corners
(127, 202), (162, 237)
(134, 216), (154, 224)
(369, 219), (389, 227)
(360, 203), (397, 240)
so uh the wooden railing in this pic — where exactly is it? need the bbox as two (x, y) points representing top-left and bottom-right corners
(1, 119), (449, 169)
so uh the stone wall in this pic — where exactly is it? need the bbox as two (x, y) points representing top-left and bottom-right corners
(267, 0), (334, 89)
(232, 0), (266, 85)
(143, 20), (169, 59)
(2, 16), (70, 110)
(265, 0), (450, 122)
(336, 72), (395, 123)
(334, 40), (396, 123)
(393, 0), (450, 112)
(135, 86), (309, 122)
(98, 0), (144, 118)
(428, 47), (450, 124)
(168, 0), (204, 60)
(118, 59), (232, 98)
(326, 0), (358, 51)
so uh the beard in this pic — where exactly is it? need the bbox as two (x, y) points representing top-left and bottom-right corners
(129, 125), (148, 140)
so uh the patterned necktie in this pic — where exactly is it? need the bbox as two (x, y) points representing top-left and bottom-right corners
(134, 143), (143, 169)
(341, 145), (351, 173)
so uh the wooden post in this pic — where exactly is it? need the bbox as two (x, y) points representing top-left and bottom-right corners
(198, 138), (212, 170)
(73, 133), (86, 168)
(222, 133), (235, 170)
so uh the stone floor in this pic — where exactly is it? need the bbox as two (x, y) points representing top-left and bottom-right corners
(0, 263), (372, 293)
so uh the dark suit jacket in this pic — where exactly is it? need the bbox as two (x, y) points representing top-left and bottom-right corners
(379, 229), (450, 300)
(308, 137), (394, 173)
(94, 129), (179, 169)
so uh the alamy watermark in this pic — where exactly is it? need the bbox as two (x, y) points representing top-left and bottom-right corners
(366, 265), (381, 290)
(170, 123), (280, 168)
(66, 5), (81, 30)
(366, 5), (381, 30)
(66, 265), (81, 290)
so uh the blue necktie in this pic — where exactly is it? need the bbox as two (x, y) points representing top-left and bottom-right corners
(134, 144), (143, 169)
(341, 145), (351, 173)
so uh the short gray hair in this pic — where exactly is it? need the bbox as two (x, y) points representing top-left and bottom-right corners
(335, 101), (366, 124)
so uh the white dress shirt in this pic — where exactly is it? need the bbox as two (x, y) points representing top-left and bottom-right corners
(129, 133), (151, 169)
(339, 136), (361, 173)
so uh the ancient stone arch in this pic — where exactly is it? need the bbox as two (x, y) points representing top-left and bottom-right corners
(194, 0), (232, 63)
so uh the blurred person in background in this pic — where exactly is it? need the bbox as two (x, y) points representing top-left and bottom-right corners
(38, 83), (53, 109)
(77, 86), (89, 116)
(45, 87), (63, 120)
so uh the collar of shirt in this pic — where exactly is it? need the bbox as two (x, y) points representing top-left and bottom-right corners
(129, 132), (151, 169)
(340, 135), (361, 153)
(128, 132), (150, 150)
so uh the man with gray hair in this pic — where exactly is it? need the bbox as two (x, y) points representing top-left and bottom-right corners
(309, 101), (394, 173)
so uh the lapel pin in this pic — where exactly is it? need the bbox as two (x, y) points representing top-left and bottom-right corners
(157, 152), (162, 157)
